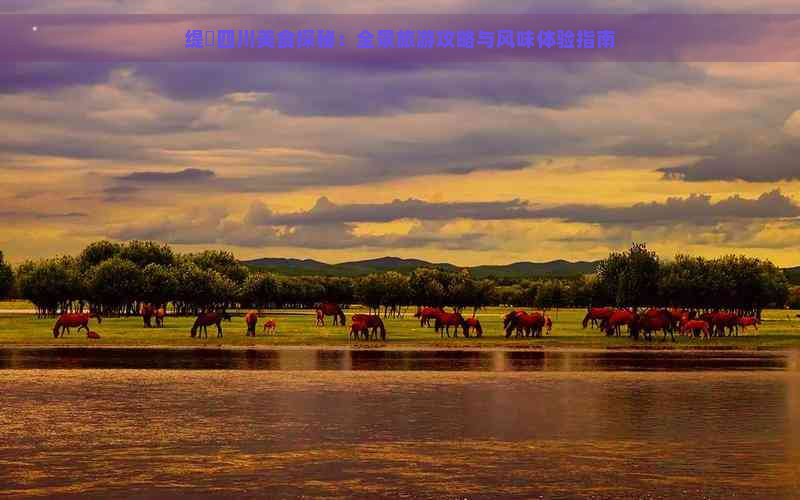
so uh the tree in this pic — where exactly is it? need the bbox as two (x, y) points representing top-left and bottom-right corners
(140, 263), (178, 307)
(0, 251), (13, 298)
(189, 250), (248, 284)
(88, 257), (143, 314)
(78, 240), (121, 270)
(597, 243), (659, 310)
(17, 256), (84, 315)
(239, 272), (279, 309)
(119, 240), (176, 268)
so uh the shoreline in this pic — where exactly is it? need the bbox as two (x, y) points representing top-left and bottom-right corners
(0, 343), (795, 353)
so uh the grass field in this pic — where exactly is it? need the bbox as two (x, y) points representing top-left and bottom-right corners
(1, 307), (800, 349)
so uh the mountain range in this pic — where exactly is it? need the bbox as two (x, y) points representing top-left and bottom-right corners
(241, 256), (601, 279)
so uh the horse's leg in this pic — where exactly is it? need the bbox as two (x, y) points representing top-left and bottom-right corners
(217, 320), (223, 338)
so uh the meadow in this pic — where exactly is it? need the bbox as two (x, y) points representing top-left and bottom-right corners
(2, 306), (800, 349)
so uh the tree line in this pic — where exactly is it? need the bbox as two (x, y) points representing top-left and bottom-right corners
(0, 241), (792, 317)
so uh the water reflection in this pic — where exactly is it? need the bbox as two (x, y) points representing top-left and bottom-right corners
(0, 369), (798, 498)
(0, 347), (790, 371)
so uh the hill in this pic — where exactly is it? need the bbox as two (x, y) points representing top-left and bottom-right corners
(242, 256), (599, 278)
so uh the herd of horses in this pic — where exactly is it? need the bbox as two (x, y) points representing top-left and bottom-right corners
(48, 302), (763, 343)
(582, 307), (761, 341)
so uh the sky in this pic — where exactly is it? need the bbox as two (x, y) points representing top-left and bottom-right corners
(2, 1), (800, 266)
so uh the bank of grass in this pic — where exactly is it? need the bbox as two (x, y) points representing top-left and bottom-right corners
(1, 307), (800, 349)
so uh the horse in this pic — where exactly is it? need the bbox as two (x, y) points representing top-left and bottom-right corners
(582, 307), (615, 329)
(434, 312), (466, 338)
(738, 316), (760, 333)
(545, 316), (553, 335)
(190, 311), (231, 339)
(462, 317), (483, 338)
(415, 307), (444, 327)
(349, 319), (369, 340)
(350, 314), (386, 341)
(503, 310), (525, 332)
(680, 319), (710, 339)
(604, 309), (639, 338)
(53, 312), (102, 338)
(155, 307), (166, 327)
(505, 312), (546, 338)
(263, 319), (277, 335)
(637, 309), (675, 341)
(245, 310), (259, 336)
(700, 312), (739, 337)
(315, 302), (346, 326)
(140, 303), (156, 328)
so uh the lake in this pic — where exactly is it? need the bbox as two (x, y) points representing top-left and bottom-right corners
(1, 349), (799, 498)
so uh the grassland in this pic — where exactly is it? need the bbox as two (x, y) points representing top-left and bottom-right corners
(1, 306), (800, 349)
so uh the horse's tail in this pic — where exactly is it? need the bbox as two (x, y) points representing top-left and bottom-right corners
(337, 309), (346, 326)
(53, 318), (62, 338)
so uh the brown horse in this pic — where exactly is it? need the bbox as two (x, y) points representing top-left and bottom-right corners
(415, 307), (444, 327)
(155, 307), (166, 327)
(505, 311), (546, 338)
(190, 311), (231, 339)
(349, 319), (369, 340)
(582, 307), (615, 329)
(53, 312), (102, 338)
(315, 302), (346, 326)
(350, 314), (386, 341)
(604, 309), (638, 338)
(245, 310), (259, 337)
(700, 311), (740, 337)
(462, 317), (483, 338)
(140, 303), (156, 328)
(637, 309), (675, 341)
(681, 319), (710, 339)
(263, 319), (277, 335)
(738, 316), (760, 333)
(434, 312), (466, 338)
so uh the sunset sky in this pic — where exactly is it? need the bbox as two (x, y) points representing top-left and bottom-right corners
(3, 1), (800, 266)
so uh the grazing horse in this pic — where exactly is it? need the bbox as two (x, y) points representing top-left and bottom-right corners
(462, 317), (483, 338)
(263, 319), (277, 335)
(638, 309), (675, 341)
(681, 319), (710, 339)
(700, 312), (740, 337)
(190, 311), (231, 339)
(505, 312), (546, 338)
(545, 316), (553, 335)
(738, 316), (760, 333)
(315, 302), (346, 326)
(415, 307), (444, 327)
(604, 310), (639, 338)
(53, 312), (102, 338)
(434, 312), (467, 338)
(245, 310), (259, 336)
(155, 307), (166, 327)
(350, 314), (386, 341)
(349, 319), (369, 340)
(582, 307), (615, 329)
(140, 303), (156, 328)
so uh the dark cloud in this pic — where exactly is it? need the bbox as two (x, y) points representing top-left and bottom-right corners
(116, 168), (216, 184)
(659, 144), (800, 182)
(245, 190), (800, 227)
(0, 210), (87, 220)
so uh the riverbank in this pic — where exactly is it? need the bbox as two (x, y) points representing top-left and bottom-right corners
(2, 307), (800, 350)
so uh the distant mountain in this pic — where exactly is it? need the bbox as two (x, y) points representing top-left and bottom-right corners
(785, 266), (800, 285)
(242, 255), (599, 278)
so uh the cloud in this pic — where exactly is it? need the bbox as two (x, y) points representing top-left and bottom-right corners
(115, 168), (215, 184)
(245, 190), (800, 227)
(659, 144), (800, 182)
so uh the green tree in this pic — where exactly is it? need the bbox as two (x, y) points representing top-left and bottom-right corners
(0, 251), (13, 298)
(88, 257), (143, 314)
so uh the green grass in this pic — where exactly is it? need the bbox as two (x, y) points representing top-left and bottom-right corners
(1, 307), (800, 349)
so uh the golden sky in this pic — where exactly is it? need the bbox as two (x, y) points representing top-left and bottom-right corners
(2, 3), (800, 266)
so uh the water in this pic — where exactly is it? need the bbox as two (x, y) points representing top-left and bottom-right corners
(1, 350), (799, 498)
